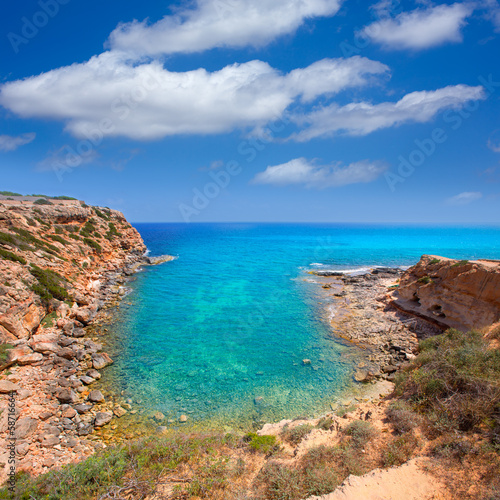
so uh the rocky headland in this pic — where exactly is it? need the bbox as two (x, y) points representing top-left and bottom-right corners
(0, 198), (173, 480)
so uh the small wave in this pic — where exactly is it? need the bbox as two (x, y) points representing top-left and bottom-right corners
(309, 263), (325, 267)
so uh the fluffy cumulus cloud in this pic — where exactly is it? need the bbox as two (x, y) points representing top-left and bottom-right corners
(291, 85), (485, 141)
(0, 53), (387, 141)
(445, 191), (483, 205)
(360, 3), (473, 50)
(252, 158), (387, 188)
(0, 132), (35, 152)
(108, 0), (342, 56)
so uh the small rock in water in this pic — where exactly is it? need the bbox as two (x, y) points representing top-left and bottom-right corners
(88, 390), (104, 403)
(255, 371), (264, 376)
(302, 359), (312, 366)
(113, 406), (127, 418)
(254, 396), (264, 405)
(153, 411), (165, 422)
(179, 415), (188, 423)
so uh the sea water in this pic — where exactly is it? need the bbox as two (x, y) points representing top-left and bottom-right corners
(100, 224), (500, 430)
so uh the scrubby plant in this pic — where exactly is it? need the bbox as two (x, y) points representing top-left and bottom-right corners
(29, 265), (69, 304)
(0, 343), (13, 365)
(381, 432), (418, 467)
(48, 234), (69, 246)
(452, 260), (469, 267)
(0, 248), (27, 265)
(428, 258), (440, 265)
(342, 420), (377, 449)
(281, 424), (314, 446)
(0, 191), (22, 196)
(83, 238), (102, 253)
(33, 198), (52, 205)
(316, 416), (335, 431)
(244, 433), (279, 454)
(396, 329), (500, 438)
(385, 401), (421, 435)
(417, 276), (432, 284)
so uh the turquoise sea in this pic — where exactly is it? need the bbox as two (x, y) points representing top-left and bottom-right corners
(101, 224), (500, 430)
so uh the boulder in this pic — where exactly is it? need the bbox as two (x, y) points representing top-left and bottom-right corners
(56, 389), (78, 404)
(80, 376), (95, 385)
(15, 417), (38, 439)
(56, 347), (76, 360)
(73, 328), (85, 338)
(94, 412), (113, 427)
(88, 390), (104, 403)
(92, 352), (113, 370)
(41, 434), (60, 447)
(86, 369), (101, 380)
(74, 404), (93, 414)
(73, 307), (96, 325)
(0, 380), (20, 393)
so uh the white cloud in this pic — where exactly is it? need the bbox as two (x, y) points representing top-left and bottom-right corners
(481, 0), (500, 32)
(252, 158), (387, 188)
(360, 3), (473, 50)
(108, 0), (342, 57)
(0, 53), (387, 141)
(0, 132), (35, 152)
(445, 191), (483, 205)
(291, 84), (485, 141)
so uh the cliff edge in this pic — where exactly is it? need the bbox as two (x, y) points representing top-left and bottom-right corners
(391, 255), (500, 332)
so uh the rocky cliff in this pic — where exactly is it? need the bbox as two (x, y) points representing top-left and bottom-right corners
(391, 255), (500, 332)
(0, 201), (146, 344)
(0, 199), (148, 478)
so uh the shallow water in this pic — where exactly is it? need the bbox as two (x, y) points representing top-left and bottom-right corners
(100, 223), (500, 430)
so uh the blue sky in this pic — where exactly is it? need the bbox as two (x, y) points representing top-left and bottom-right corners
(1, 0), (500, 223)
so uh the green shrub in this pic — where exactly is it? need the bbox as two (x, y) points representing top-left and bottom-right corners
(381, 432), (418, 467)
(80, 221), (96, 238)
(0, 191), (22, 196)
(316, 416), (335, 430)
(428, 258), (440, 265)
(53, 195), (77, 200)
(452, 260), (469, 267)
(33, 198), (53, 205)
(68, 234), (80, 241)
(0, 343), (13, 364)
(83, 238), (102, 253)
(244, 433), (279, 454)
(48, 234), (69, 246)
(41, 311), (58, 328)
(94, 208), (110, 221)
(281, 424), (314, 445)
(30, 265), (69, 303)
(0, 248), (26, 265)
(25, 217), (37, 227)
(106, 222), (121, 240)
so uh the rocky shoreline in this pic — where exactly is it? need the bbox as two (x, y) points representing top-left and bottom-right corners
(310, 266), (444, 388)
(0, 200), (176, 481)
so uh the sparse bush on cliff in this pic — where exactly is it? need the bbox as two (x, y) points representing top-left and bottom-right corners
(48, 234), (69, 246)
(452, 260), (469, 267)
(396, 329), (500, 439)
(0, 247), (27, 265)
(83, 238), (102, 253)
(79, 221), (96, 238)
(33, 198), (53, 205)
(381, 432), (419, 467)
(281, 424), (313, 445)
(417, 276), (432, 284)
(342, 420), (377, 449)
(245, 433), (279, 454)
(94, 208), (110, 221)
(385, 401), (421, 435)
(106, 222), (121, 240)
(0, 343), (13, 364)
(428, 258), (440, 265)
(29, 265), (69, 304)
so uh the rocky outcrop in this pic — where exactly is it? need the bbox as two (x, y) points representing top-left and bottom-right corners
(0, 199), (149, 481)
(392, 255), (500, 332)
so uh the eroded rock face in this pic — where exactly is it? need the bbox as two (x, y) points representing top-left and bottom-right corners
(393, 255), (500, 331)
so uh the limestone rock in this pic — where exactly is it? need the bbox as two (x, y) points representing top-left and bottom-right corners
(88, 390), (104, 403)
(92, 352), (113, 370)
(56, 389), (78, 404)
(94, 412), (113, 427)
(0, 380), (20, 393)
